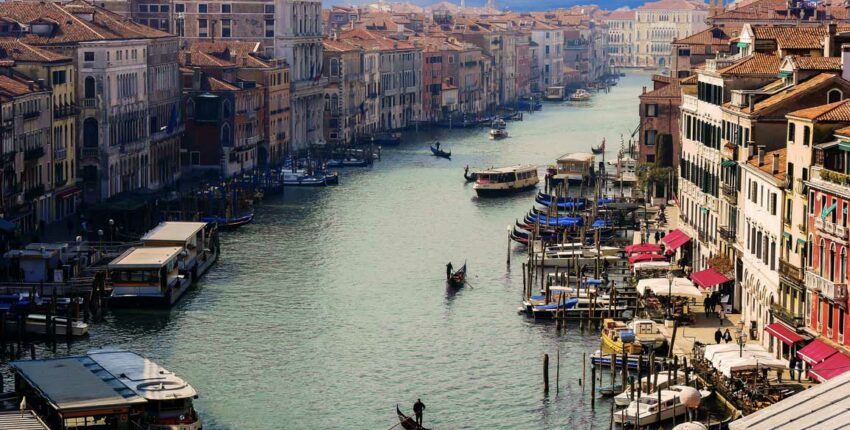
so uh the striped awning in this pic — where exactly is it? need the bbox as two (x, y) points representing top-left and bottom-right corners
(764, 322), (804, 345)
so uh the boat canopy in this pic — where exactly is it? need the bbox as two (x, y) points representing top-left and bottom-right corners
(142, 221), (207, 243)
(636, 277), (702, 299)
(108, 247), (183, 270)
(558, 152), (595, 162)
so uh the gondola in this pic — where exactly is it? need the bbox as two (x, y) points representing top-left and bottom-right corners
(591, 144), (604, 155)
(200, 212), (254, 231)
(448, 263), (466, 288)
(430, 143), (451, 159)
(463, 165), (477, 182)
(397, 405), (431, 430)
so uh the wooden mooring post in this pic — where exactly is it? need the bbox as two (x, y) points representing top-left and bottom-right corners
(591, 363), (597, 410)
(543, 353), (550, 395)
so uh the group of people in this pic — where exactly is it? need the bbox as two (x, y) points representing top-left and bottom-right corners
(703, 293), (727, 325)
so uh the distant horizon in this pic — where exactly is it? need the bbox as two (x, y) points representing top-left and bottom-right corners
(327, 0), (709, 13)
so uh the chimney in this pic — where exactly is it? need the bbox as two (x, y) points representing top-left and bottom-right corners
(830, 21), (837, 36)
(842, 44), (850, 81)
(186, 52), (193, 66)
(36, 78), (45, 90)
(642, 86), (646, 94)
(758, 146), (765, 165)
(772, 152), (780, 174)
(27, 80), (34, 91)
(242, 57), (248, 67)
(748, 94), (754, 111)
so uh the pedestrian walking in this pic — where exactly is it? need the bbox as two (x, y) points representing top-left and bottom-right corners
(723, 328), (732, 344)
(797, 358), (803, 382)
(704, 296), (712, 317)
(789, 356), (797, 380)
(714, 328), (722, 344)
(654, 230), (660, 243)
(719, 307), (726, 326)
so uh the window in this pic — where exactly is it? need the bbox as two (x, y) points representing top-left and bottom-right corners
(51, 70), (67, 85)
(148, 4), (159, 12)
(329, 58), (339, 76)
(842, 247), (847, 282)
(198, 3), (207, 13)
(803, 126), (811, 146)
(788, 122), (795, 142)
(265, 19), (274, 37)
(645, 129), (657, 146)
(190, 151), (200, 165)
(84, 51), (94, 62)
(264, 4), (274, 13)
(221, 3), (231, 13)
(221, 19), (231, 37)
(160, 5), (169, 12)
(646, 104), (658, 117)
(770, 193), (777, 215)
(175, 3), (184, 12)
(828, 89), (843, 104)
(198, 19), (208, 37)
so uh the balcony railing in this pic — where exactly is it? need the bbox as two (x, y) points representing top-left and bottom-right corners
(22, 111), (40, 120)
(53, 105), (77, 119)
(815, 217), (848, 241)
(53, 147), (67, 161)
(719, 225), (735, 242)
(779, 258), (804, 284)
(770, 303), (805, 329)
(80, 147), (99, 159)
(806, 270), (847, 303)
(23, 147), (45, 161)
(82, 98), (96, 108)
(816, 166), (850, 186)
(721, 184), (737, 203)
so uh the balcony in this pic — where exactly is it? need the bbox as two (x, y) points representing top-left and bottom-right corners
(54, 147), (67, 161)
(82, 98), (96, 108)
(815, 217), (848, 241)
(779, 258), (804, 284)
(770, 303), (806, 330)
(682, 93), (698, 112)
(719, 225), (735, 242)
(80, 147), (99, 159)
(23, 147), (45, 161)
(53, 105), (77, 119)
(721, 184), (737, 204)
(22, 111), (40, 120)
(806, 270), (847, 303)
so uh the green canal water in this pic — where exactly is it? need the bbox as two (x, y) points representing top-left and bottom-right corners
(17, 73), (651, 429)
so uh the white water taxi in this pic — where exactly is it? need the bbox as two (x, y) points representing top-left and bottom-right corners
(473, 165), (539, 197)
(614, 385), (711, 427)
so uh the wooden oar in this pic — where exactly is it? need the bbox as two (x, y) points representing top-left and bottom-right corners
(384, 423), (401, 430)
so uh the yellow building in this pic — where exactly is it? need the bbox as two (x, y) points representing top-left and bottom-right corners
(0, 38), (80, 222)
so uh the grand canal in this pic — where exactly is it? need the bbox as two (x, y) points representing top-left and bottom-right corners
(17, 73), (650, 429)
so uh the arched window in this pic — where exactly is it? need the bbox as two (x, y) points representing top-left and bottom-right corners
(830, 243), (837, 281)
(220, 123), (231, 146)
(787, 122), (795, 142)
(808, 234), (814, 268)
(84, 76), (95, 99)
(820, 239), (826, 276)
(324, 94), (330, 111)
(828, 89), (843, 104)
(841, 247), (847, 282)
(83, 118), (98, 148)
(770, 241), (776, 271)
(330, 94), (338, 114)
(803, 126), (811, 146)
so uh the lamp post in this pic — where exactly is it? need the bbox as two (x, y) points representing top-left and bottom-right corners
(506, 225), (512, 265)
(736, 320), (747, 357)
(667, 270), (674, 320)
(108, 219), (114, 242)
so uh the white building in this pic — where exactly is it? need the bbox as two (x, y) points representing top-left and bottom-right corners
(634, 0), (708, 68)
(604, 10), (636, 68)
(529, 23), (563, 88)
(275, 0), (326, 151)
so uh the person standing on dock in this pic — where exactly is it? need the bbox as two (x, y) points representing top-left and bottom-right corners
(413, 399), (426, 427)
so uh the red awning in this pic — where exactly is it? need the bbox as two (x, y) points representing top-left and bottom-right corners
(797, 339), (838, 365)
(628, 253), (668, 265)
(690, 268), (732, 289)
(809, 352), (850, 382)
(764, 322), (804, 345)
(625, 243), (662, 255)
(662, 229), (691, 251)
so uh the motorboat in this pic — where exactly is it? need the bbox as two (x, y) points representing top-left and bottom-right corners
(613, 373), (689, 406)
(544, 86), (567, 101)
(473, 165), (539, 197)
(532, 246), (621, 267)
(8, 314), (89, 337)
(570, 89), (592, 102)
(555, 152), (595, 184)
(601, 319), (667, 355)
(489, 119), (508, 140)
(282, 169), (329, 186)
(608, 154), (639, 185)
(613, 385), (712, 427)
(326, 158), (370, 168)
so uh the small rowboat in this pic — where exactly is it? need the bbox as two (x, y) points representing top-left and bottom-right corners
(448, 263), (466, 288)
(397, 405), (431, 430)
(430, 144), (451, 159)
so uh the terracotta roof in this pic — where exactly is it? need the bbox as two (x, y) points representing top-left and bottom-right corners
(674, 26), (737, 45)
(748, 147), (787, 181)
(0, 74), (38, 97)
(718, 52), (780, 76)
(0, 0), (170, 45)
(642, 80), (681, 98)
(181, 41), (272, 69)
(0, 38), (70, 63)
(726, 73), (840, 115)
(789, 55), (841, 71)
(206, 76), (240, 91)
(340, 28), (416, 50)
(710, 0), (790, 21)
(788, 99), (850, 122)
(605, 10), (635, 20)
(323, 39), (361, 52)
(639, 0), (705, 10)
(752, 26), (830, 50)
(834, 125), (850, 137)
(680, 73), (698, 85)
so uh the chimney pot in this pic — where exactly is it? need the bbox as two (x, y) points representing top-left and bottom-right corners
(772, 152), (780, 174)
(842, 44), (850, 81)
(758, 146), (765, 165)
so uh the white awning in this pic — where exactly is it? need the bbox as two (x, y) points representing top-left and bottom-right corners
(635, 277), (703, 299)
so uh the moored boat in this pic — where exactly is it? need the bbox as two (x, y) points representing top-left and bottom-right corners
(544, 86), (567, 101)
(613, 385), (711, 427)
(108, 246), (192, 307)
(473, 165), (539, 197)
(448, 263), (467, 288)
(201, 212), (254, 230)
(489, 119), (508, 140)
(373, 131), (401, 146)
(555, 152), (595, 184)
(282, 169), (333, 186)
(570, 89), (592, 101)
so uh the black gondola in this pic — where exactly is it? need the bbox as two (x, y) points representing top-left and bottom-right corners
(591, 143), (604, 155)
(463, 165), (477, 182)
(447, 263), (466, 288)
(396, 405), (431, 430)
(430, 143), (451, 159)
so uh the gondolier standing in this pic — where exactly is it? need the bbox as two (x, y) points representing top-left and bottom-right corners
(413, 399), (425, 427)
(446, 262), (453, 281)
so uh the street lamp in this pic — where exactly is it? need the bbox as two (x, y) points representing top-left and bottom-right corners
(667, 270), (674, 320)
(108, 218), (114, 242)
(736, 320), (747, 357)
